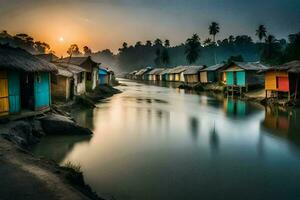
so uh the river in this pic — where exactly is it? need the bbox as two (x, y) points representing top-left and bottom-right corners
(33, 79), (300, 200)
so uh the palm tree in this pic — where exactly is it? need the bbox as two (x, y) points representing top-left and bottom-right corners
(209, 22), (220, 43)
(154, 38), (162, 46)
(203, 38), (212, 46)
(154, 48), (162, 66)
(185, 34), (201, 64)
(261, 34), (282, 64)
(164, 39), (170, 48)
(256, 25), (267, 42)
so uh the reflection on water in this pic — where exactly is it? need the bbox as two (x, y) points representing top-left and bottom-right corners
(33, 79), (300, 200)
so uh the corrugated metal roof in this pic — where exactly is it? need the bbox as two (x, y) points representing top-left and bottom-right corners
(135, 67), (152, 76)
(148, 68), (166, 75)
(265, 60), (300, 73)
(0, 45), (58, 72)
(169, 66), (188, 74)
(200, 63), (226, 72)
(54, 62), (86, 74)
(224, 61), (269, 71)
(56, 66), (73, 77)
(183, 65), (205, 75)
(159, 68), (173, 75)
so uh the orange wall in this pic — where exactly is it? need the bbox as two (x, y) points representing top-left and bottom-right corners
(265, 71), (288, 91)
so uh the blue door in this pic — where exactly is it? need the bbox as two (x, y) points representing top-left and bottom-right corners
(236, 71), (246, 86)
(226, 72), (234, 85)
(8, 71), (20, 113)
(34, 72), (50, 109)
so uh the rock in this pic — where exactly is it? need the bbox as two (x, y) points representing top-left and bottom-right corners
(31, 120), (45, 138)
(1, 121), (40, 148)
(40, 114), (93, 135)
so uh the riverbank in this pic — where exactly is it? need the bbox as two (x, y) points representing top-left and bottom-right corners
(177, 82), (297, 107)
(0, 85), (121, 200)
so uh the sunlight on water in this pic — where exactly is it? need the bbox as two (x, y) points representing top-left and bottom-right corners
(33, 79), (300, 200)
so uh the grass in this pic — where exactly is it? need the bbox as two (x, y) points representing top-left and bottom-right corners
(63, 161), (82, 173)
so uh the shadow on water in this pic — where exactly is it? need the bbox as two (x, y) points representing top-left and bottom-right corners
(189, 117), (199, 140)
(32, 135), (91, 163)
(209, 122), (219, 154)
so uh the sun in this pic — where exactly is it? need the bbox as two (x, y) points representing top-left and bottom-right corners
(59, 36), (64, 42)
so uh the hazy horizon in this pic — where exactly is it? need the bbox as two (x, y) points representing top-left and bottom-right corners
(1, 0), (299, 56)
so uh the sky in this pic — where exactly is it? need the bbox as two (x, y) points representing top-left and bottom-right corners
(0, 0), (299, 56)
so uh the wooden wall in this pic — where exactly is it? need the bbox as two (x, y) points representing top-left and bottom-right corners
(0, 70), (9, 116)
(265, 71), (289, 91)
(51, 75), (68, 101)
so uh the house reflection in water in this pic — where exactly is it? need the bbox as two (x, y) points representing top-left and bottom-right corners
(261, 106), (300, 148)
(223, 98), (247, 117)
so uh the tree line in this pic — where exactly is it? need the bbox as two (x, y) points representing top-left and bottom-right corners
(1, 23), (299, 73)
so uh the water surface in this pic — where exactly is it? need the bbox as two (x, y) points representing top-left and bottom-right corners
(33, 79), (300, 200)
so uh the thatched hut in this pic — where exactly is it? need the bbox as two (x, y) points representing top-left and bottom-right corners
(183, 66), (205, 83)
(264, 60), (300, 100)
(168, 66), (188, 82)
(0, 45), (57, 117)
(148, 68), (166, 81)
(56, 56), (99, 91)
(199, 63), (226, 83)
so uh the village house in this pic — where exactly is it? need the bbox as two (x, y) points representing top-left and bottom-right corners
(159, 68), (172, 81)
(264, 60), (300, 100)
(183, 66), (205, 84)
(148, 68), (165, 81)
(36, 53), (59, 62)
(222, 61), (268, 94)
(199, 63), (226, 83)
(127, 70), (138, 80)
(168, 66), (188, 82)
(50, 62), (87, 101)
(135, 67), (152, 80)
(56, 56), (99, 91)
(0, 45), (57, 117)
(99, 68), (110, 85)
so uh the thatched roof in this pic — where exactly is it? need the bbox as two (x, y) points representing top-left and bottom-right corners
(169, 66), (188, 74)
(0, 45), (58, 72)
(201, 63), (226, 72)
(56, 66), (73, 77)
(57, 56), (99, 66)
(224, 61), (269, 71)
(159, 68), (172, 75)
(53, 62), (86, 74)
(264, 60), (300, 73)
(183, 66), (205, 75)
(129, 70), (138, 75)
(135, 67), (152, 76)
(36, 53), (59, 62)
(148, 68), (166, 75)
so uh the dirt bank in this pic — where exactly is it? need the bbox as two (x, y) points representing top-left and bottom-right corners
(0, 116), (103, 200)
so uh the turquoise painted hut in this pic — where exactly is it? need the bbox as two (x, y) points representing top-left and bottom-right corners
(160, 69), (172, 81)
(99, 68), (109, 85)
(223, 62), (268, 92)
(0, 45), (57, 117)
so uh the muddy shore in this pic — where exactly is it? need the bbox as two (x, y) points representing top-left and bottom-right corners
(0, 85), (121, 200)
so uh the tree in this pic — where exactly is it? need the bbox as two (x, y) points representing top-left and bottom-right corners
(256, 25), (267, 42)
(161, 48), (170, 66)
(146, 40), (152, 46)
(135, 41), (142, 47)
(209, 22), (220, 42)
(228, 35), (235, 43)
(67, 44), (81, 57)
(83, 46), (92, 56)
(34, 41), (50, 54)
(261, 34), (283, 64)
(227, 55), (244, 63)
(284, 32), (300, 61)
(154, 48), (162, 66)
(203, 38), (212, 46)
(154, 38), (162, 46)
(164, 39), (170, 48)
(185, 34), (201, 64)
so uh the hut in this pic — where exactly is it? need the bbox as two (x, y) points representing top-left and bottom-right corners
(160, 69), (172, 81)
(0, 45), (57, 117)
(36, 53), (59, 62)
(98, 68), (110, 85)
(127, 70), (137, 80)
(223, 62), (268, 94)
(199, 63), (226, 83)
(264, 60), (300, 100)
(50, 62), (87, 101)
(148, 68), (165, 81)
(135, 67), (152, 80)
(168, 66), (188, 82)
(183, 66), (205, 84)
(56, 56), (100, 91)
